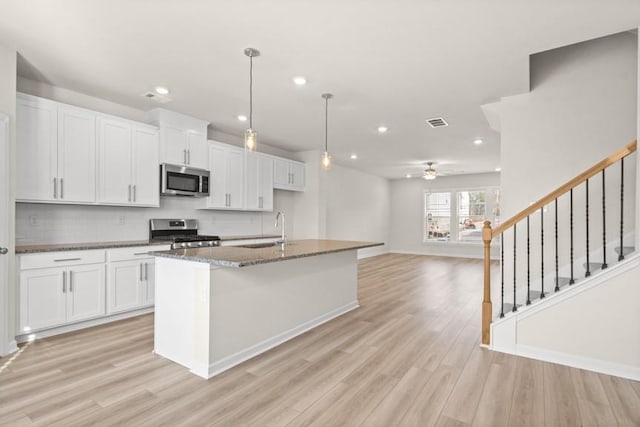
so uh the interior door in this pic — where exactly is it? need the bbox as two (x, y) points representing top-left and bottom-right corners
(0, 114), (13, 355)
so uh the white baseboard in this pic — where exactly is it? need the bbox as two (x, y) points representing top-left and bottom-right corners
(1, 340), (18, 357)
(515, 344), (640, 381)
(15, 306), (154, 343)
(199, 301), (359, 379)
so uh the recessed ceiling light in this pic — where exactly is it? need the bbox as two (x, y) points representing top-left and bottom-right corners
(350, 154), (358, 160)
(495, 167), (501, 172)
(154, 86), (169, 95)
(292, 76), (307, 85)
(237, 115), (248, 122)
(405, 174), (411, 178)
(377, 126), (388, 133)
(473, 139), (483, 145)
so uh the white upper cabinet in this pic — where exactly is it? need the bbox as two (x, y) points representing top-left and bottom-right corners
(245, 153), (274, 211)
(206, 142), (244, 210)
(98, 116), (159, 207)
(273, 157), (305, 191)
(150, 108), (209, 170)
(16, 94), (96, 203)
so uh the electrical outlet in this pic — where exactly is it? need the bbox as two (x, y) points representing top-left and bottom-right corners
(29, 216), (38, 226)
(118, 216), (126, 226)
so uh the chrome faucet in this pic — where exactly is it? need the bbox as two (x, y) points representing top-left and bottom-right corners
(275, 211), (286, 245)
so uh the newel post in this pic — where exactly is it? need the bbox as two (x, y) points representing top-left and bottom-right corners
(482, 220), (493, 346)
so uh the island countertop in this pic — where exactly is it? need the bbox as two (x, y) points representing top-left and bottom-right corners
(150, 239), (383, 267)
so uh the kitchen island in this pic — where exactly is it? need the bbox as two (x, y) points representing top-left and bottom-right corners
(151, 239), (382, 379)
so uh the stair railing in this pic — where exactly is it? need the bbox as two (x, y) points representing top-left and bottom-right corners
(482, 140), (637, 345)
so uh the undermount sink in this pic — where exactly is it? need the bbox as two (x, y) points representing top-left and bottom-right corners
(237, 242), (288, 249)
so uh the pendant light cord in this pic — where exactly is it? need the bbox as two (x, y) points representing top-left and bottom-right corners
(249, 54), (253, 129)
(324, 96), (328, 152)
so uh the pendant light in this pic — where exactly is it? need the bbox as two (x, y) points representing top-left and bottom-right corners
(244, 48), (260, 152)
(423, 162), (437, 180)
(321, 93), (333, 171)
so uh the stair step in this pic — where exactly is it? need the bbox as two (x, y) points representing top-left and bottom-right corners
(615, 246), (635, 256)
(501, 303), (521, 314)
(583, 262), (606, 273)
(554, 276), (572, 291)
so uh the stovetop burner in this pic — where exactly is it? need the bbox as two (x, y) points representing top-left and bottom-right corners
(149, 219), (221, 249)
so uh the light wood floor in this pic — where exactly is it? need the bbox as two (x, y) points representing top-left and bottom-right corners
(1, 253), (639, 426)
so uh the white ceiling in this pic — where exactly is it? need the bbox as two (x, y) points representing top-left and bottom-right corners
(1, 0), (639, 178)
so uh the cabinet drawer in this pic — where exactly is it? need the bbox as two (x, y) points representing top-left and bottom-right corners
(108, 245), (170, 262)
(20, 250), (106, 270)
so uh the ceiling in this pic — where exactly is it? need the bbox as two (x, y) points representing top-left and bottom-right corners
(1, 1), (639, 179)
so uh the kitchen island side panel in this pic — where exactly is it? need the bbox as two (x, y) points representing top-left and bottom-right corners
(208, 250), (358, 363)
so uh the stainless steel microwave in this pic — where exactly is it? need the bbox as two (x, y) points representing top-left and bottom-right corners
(160, 163), (210, 197)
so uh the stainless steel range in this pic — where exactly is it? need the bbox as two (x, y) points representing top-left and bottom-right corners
(149, 219), (221, 249)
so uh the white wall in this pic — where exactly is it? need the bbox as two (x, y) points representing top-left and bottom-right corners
(389, 172), (501, 259)
(0, 44), (17, 355)
(325, 163), (390, 257)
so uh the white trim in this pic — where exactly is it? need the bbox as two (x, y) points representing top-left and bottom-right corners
(15, 306), (154, 343)
(0, 114), (11, 357)
(198, 301), (359, 379)
(514, 344), (640, 381)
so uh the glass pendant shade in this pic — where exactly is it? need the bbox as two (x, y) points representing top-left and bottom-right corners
(321, 151), (332, 171)
(244, 128), (257, 152)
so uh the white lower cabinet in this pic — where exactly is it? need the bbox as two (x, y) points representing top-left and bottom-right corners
(18, 245), (168, 338)
(19, 263), (105, 333)
(107, 258), (154, 314)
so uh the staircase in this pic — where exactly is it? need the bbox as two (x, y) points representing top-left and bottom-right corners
(481, 140), (639, 380)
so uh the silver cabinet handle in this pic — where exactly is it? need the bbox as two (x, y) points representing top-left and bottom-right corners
(228, 194), (231, 207)
(53, 177), (57, 199)
(60, 178), (64, 199)
(54, 258), (81, 262)
(133, 252), (148, 256)
(69, 271), (73, 292)
(140, 263), (143, 281)
(62, 271), (66, 293)
(133, 184), (136, 203)
(128, 185), (131, 202)
(187, 149), (191, 165)
(0, 247), (8, 255)
(145, 262), (149, 281)
(183, 149), (187, 164)
(259, 196), (263, 209)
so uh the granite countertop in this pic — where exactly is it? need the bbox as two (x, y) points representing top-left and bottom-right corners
(219, 234), (280, 241)
(15, 240), (171, 254)
(151, 239), (384, 268)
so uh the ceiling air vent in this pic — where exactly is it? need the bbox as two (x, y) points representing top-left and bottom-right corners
(426, 117), (448, 128)
(142, 92), (172, 104)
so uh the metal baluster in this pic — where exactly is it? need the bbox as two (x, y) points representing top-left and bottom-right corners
(540, 207), (545, 299)
(513, 224), (517, 312)
(570, 189), (575, 285)
(586, 179), (591, 278)
(555, 198), (559, 292)
(602, 170), (608, 269)
(619, 157), (625, 261)
(527, 215), (531, 305)
(500, 233), (505, 318)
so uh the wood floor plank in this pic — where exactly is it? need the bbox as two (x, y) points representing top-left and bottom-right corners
(0, 253), (636, 426)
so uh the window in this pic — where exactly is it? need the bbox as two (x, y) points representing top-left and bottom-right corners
(424, 192), (451, 241)
(424, 187), (500, 243)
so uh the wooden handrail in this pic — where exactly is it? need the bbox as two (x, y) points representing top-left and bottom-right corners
(492, 140), (637, 237)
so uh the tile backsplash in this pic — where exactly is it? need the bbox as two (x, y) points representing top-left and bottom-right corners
(16, 192), (296, 244)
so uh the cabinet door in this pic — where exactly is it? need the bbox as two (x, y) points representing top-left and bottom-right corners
(273, 158), (290, 188)
(187, 131), (208, 169)
(226, 148), (244, 209)
(290, 162), (305, 190)
(142, 260), (155, 305)
(107, 260), (143, 314)
(244, 153), (260, 210)
(207, 144), (228, 208)
(259, 155), (274, 210)
(98, 118), (133, 204)
(132, 126), (159, 206)
(57, 105), (96, 203)
(161, 125), (188, 165)
(66, 264), (106, 322)
(19, 268), (66, 332)
(15, 95), (58, 202)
